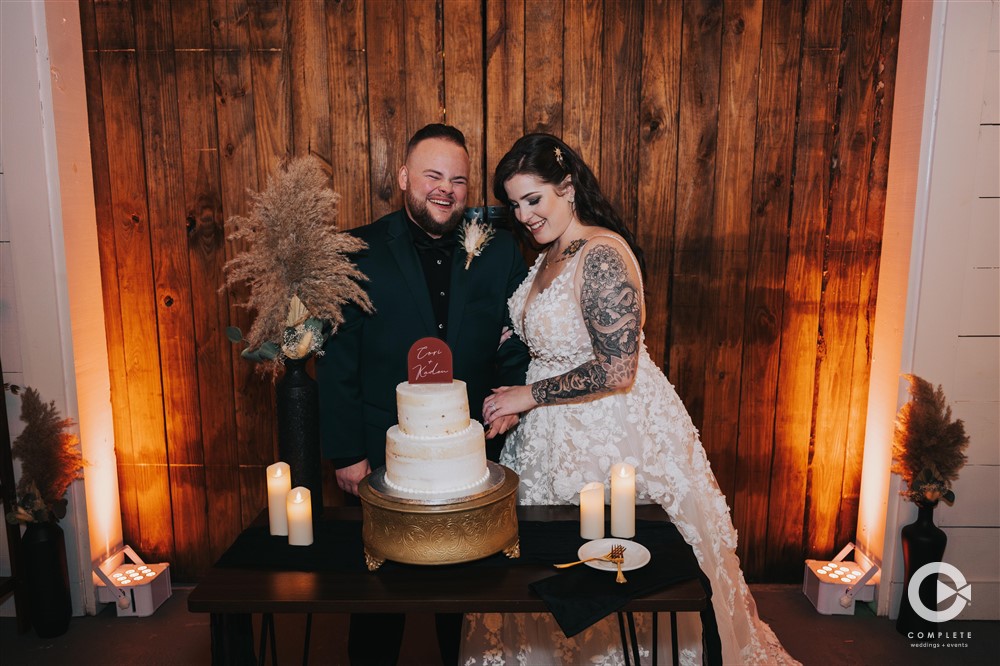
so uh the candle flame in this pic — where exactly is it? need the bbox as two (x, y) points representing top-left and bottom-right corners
(294, 490), (304, 503)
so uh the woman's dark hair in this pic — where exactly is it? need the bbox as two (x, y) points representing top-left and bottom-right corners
(492, 133), (645, 277)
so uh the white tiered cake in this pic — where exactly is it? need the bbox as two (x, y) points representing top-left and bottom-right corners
(384, 379), (489, 496)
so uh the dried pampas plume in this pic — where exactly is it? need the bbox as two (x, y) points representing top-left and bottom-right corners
(222, 156), (373, 362)
(891, 374), (969, 505)
(8, 387), (84, 523)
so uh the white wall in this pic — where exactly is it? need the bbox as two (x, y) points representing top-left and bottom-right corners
(0, 0), (116, 617)
(886, 0), (1000, 622)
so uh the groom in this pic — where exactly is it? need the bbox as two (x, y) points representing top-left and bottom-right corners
(317, 123), (529, 665)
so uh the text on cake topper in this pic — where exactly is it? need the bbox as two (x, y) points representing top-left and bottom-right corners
(407, 337), (454, 383)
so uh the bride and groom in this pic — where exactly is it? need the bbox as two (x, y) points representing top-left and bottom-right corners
(319, 124), (798, 665)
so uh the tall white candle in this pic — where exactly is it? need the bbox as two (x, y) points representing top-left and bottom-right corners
(610, 462), (635, 538)
(266, 462), (291, 536)
(580, 482), (605, 540)
(286, 486), (314, 546)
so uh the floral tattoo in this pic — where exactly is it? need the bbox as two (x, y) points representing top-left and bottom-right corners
(531, 244), (641, 404)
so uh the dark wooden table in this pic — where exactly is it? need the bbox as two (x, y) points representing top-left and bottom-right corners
(188, 504), (708, 665)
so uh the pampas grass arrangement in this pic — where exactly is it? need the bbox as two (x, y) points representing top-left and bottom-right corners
(891, 374), (969, 505)
(222, 155), (373, 371)
(6, 388), (84, 524)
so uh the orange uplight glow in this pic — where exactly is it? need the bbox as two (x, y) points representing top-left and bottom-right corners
(853, 0), (932, 613)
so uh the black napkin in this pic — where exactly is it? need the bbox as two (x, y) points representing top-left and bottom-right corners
(527, 521), (701, 637)
(527, 521), (722, 665)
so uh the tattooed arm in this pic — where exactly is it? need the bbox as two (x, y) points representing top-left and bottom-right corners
(530, 242), (642, 405)
(482, 240), (642, 426)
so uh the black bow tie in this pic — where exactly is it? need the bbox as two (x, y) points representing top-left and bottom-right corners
(412, 230), (454, 257)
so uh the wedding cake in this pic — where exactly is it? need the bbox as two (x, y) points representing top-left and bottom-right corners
(384, 379), (489, 495)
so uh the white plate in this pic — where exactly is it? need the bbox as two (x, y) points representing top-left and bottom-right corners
(577, 538), (651, 572)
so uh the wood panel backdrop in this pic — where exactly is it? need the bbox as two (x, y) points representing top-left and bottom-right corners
(79, 0), (902, 581)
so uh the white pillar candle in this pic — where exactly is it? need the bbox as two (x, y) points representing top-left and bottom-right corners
(580, 482), (605, 540)
(286, 486), (314, 546)
(266, 462), (291, 536)
(610, 462), (635, 538)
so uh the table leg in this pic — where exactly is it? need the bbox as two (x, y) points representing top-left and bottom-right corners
(626, 612), (641, 665)
(670, 611), (678, 666)
(617, 612), (632, 666)
(652, 613), (658, 666)
(210, 612), (256, 666)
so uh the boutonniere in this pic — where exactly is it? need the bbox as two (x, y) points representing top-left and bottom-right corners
(458, 213), (495, 270)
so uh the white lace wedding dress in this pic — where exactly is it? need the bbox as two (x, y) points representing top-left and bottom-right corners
(460, 238), (799, 666)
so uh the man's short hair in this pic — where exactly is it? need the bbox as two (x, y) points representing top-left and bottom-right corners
(406, 123), (467, 158)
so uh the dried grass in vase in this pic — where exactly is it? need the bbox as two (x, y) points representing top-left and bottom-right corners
(222, 155), (373, 373)
(891, 374), (969, 506)
(5, 387), (84, 524)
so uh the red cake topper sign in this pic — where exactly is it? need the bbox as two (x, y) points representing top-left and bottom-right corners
(407, 337), (453, 383)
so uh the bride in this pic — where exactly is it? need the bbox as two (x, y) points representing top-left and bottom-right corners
(461, 134), (799, 665)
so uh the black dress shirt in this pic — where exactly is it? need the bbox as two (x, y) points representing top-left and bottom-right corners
(408, 219), (456, 339)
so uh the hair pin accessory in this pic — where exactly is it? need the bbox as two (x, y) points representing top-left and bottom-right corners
(554, 147), (565, 169)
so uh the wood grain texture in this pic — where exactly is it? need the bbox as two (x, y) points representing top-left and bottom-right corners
(326, 0), (371, 230)
(768, 0), (845, 576)
(562, 0), (603, 171)
(403, 0), (445, 135)
(807, 0), (885, 559)
(485, 0), (525, 200)
(290, 0), (333, 161)
(733, 0), (801, 577)
(636, 0), (682, 370)
(443, 0), (485, 202)
(524, 0), (563, 136)
(701, 0), (762, 506)
(79, 0), (903, 579)
(670, 0), (723, 444)
(366, 0), (407, 218)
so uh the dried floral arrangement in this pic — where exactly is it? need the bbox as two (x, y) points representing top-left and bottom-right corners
(891, 374), (969, 505)
(5, 387), (84, 524)
(222, 155), (373, 372)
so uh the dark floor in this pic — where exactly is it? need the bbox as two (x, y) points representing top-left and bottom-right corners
(1, 584), (996, 665)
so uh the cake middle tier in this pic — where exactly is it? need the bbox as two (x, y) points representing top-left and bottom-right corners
(384, 421), (489, 495)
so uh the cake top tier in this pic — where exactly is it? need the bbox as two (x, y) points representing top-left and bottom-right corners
(396, 379), (471, 437)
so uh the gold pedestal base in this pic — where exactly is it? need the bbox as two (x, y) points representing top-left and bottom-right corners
(358, 463), (520, 570)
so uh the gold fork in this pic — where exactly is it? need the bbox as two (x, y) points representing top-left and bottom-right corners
(610, 547), (627, 584)
(554, 544), (627, 569)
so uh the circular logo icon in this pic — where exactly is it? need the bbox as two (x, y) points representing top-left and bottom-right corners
(907, 562), (972, 623)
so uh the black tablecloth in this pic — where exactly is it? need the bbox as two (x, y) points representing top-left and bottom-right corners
(215, 516), (721, 663)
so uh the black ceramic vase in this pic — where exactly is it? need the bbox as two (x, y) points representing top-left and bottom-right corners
(21, 521), (72, 638)
(896, 501), (947, 636)
(275, 357), (323, 517)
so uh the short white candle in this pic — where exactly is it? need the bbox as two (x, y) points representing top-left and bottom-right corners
(286, 487), (313, 546)
(610, 462), (635, 538)
(266, 462), (291, 536)
(580, 482), (605, 540)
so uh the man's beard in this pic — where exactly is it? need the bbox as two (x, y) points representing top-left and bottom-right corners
(404, 189), (464, 237)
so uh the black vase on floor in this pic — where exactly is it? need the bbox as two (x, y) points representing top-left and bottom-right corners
(21, 521), (72, 638)
(896, 501), (947, 636)
(276, 357), (323, 517)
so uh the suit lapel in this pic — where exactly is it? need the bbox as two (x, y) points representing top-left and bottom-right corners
(446, 240), (470, 348)
(385, 213), (436, 334)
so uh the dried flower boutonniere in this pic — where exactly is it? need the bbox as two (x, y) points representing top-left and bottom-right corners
(458, 213), (495, 270)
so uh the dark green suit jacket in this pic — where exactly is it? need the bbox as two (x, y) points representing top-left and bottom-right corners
(317, 210), (530, 470)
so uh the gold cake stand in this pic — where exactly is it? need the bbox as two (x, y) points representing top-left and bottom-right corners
(358, 461), (520, 570)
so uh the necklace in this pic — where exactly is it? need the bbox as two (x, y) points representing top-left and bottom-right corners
(543, 238), (588, 269)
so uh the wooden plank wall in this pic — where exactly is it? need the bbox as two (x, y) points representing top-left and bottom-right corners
(79, 0), (902, 581)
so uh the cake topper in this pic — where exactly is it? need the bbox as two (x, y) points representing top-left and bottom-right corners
(407, 337), (453, 383)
